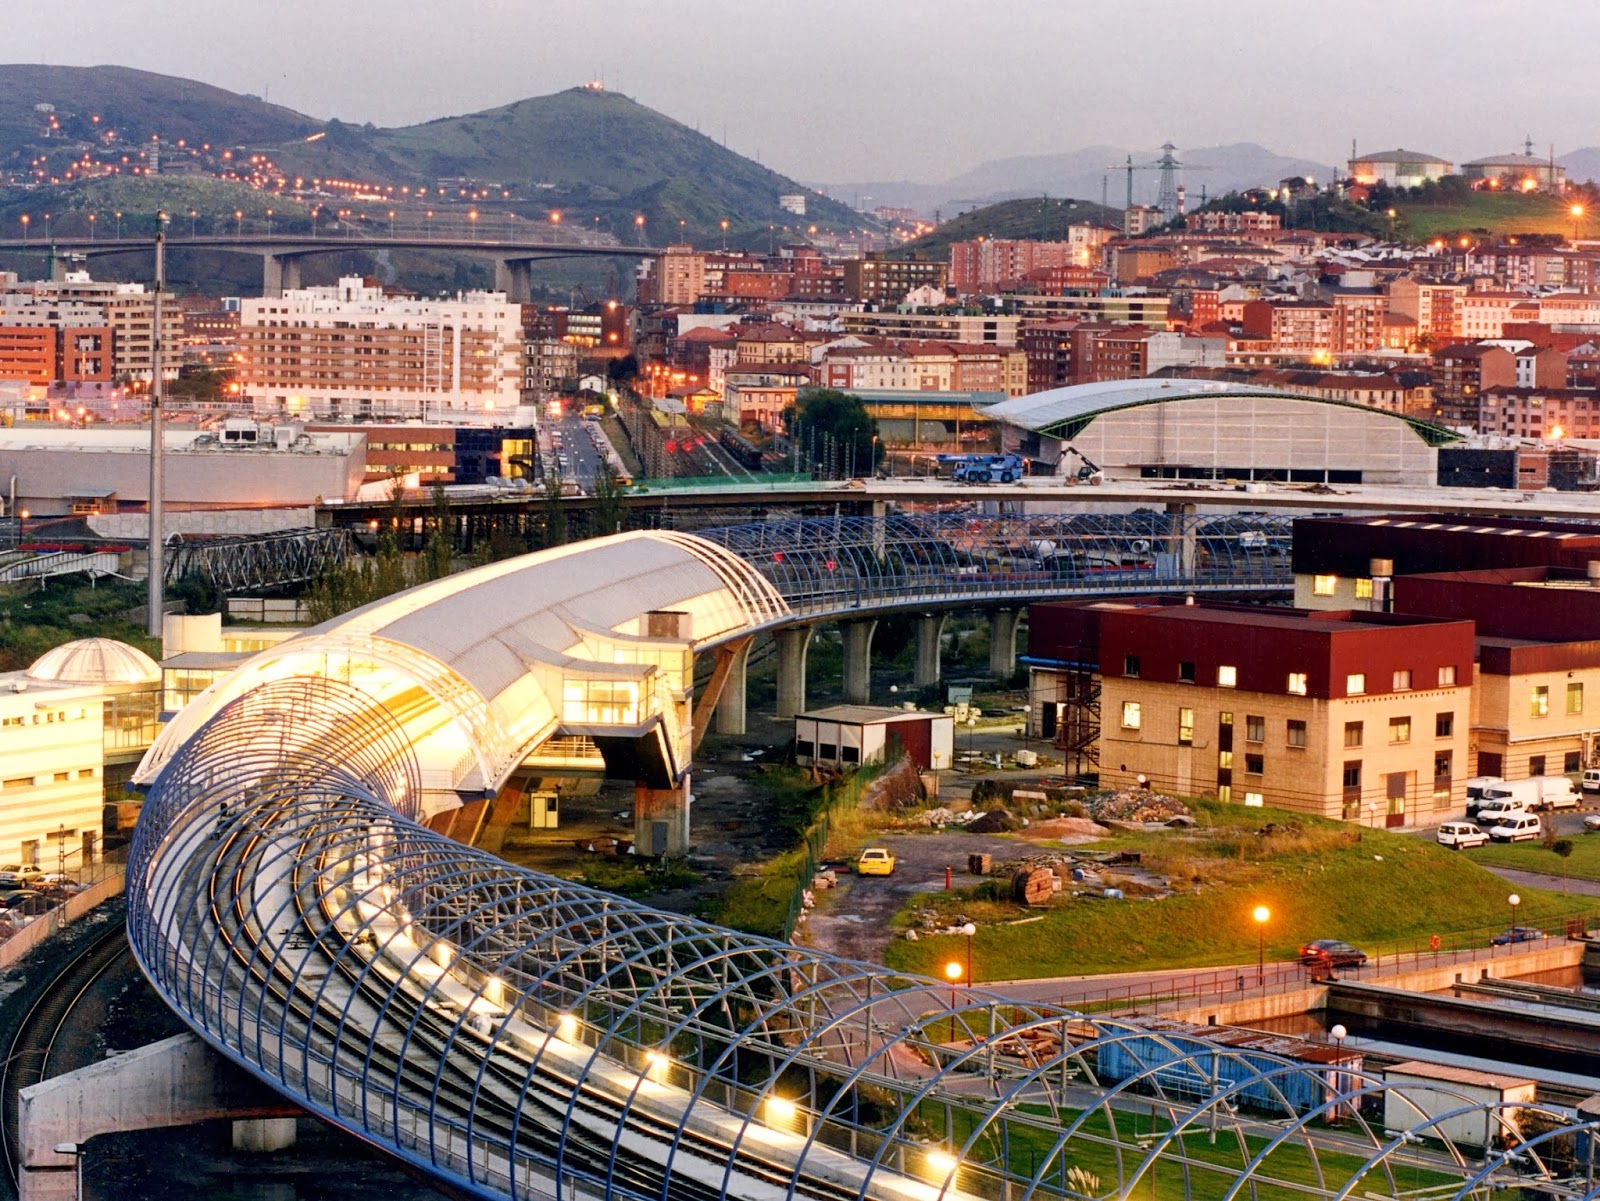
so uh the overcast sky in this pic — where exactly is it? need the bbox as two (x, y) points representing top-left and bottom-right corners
(12, 1), (1599, 184)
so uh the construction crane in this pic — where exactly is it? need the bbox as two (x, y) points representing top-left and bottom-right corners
(1104, 144), (1215, 219)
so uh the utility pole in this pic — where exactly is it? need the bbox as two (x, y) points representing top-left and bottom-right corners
(147, 212), (167, 639)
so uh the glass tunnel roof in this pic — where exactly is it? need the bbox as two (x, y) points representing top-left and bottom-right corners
(124, 525), (1600, 1201)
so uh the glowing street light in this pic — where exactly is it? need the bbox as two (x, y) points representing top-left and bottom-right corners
(87, 212), (96, 241)
(1252, 904), (1270, 985)
(1507, 893), (1521, 952)
(944, 958), (963, 1009)
(114, 210), (122, 240)
(1572, 203), (1586, 246)
(720, 217), (729, 249)
(265, 208), (273, 237)
(235, 209), (244, 238)
(189, 208), (197, 237)
(18, 214), (28, 244)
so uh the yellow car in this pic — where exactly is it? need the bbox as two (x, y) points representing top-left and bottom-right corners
(857, 847), (896, 876)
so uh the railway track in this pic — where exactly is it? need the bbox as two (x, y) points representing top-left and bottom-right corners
(0, 920), (131, 1193)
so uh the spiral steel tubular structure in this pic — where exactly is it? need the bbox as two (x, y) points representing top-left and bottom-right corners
(124, 528), (1600, 1201)
(699, 512), (1292, 616)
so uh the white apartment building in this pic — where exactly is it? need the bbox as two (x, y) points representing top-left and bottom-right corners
(239, 278), (524, 420)
(0, 271), (184, 381)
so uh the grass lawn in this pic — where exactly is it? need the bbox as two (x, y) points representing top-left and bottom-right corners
(1396, 190), (1579, 241)
(921, 1100), (1457, 1201)
(1467, 832), (1600, 881)
(884, 799), (1587, 980)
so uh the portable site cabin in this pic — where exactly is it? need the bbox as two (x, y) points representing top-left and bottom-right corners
(1382, 1060), (1537, 1149)
(794, 705), (954, 772)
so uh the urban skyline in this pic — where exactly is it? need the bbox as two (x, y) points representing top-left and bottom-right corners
(11, 0), (1600, 183)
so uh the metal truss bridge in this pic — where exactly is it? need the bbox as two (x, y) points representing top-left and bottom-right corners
(163, 528), (352, 594)
(124, 529), (1600, 1201)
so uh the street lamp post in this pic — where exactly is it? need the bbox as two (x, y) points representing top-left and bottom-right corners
(1508, 893), (1521, 952)
(1252, 904), (1270, 985)
(235, 209), (243, 239)
(51, 1142), (83, 1201)
(944, 960), (963, 1011)
(1573, 204), (1586, 247)
(87, 212), (95, 241)
(966, 717), (977, 768)
(19, 214), (28, 244)
(114, 211), (122, 240)
(961, 921), (976, 986)
(265, 209), (273, 237)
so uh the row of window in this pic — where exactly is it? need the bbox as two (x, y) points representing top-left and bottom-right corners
(1122, 658), (1458, 697)
(1531, 683), (1584, 717)
(1123, 705), (1456, 745)
(1, 768), (95, 788)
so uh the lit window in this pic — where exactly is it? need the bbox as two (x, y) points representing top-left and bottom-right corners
(1392, 669), (1411, 691)
(1389, 716), (1411, 744)
(1313, 574), (1337, 596)
(1346, 673), (1366, 695)
(1287, 672), (1308, 695)
(1438, 665), (1457, 687)
(1121, 701), (1142, 729)
(1243, 792), (1264, 807)
(1532, 685), (1549, 717)
(1354, 578), (1374, 599)
(1286, 720), (1307, 747)
(1569, 682), (1584, 715)
(1178, 707), (1194, 745)
(1218, 665), (1237, 688)
(1345, 722), (1363, 748)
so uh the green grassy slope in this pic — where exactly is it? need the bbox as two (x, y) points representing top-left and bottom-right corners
(888, 196), (1123, 261)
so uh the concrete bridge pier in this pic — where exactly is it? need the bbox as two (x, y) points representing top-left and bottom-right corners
(775, 625), (812, 719)
(1165, 501), (1198, 577)
(18, 1032), (298, 1201)
(988, 608), (1022, 680)
(714, 640), (750, 735)
(262, 253), (303, 298)
(913, 614), (947, 688)
(841, 619), (878, 704)
(494, 258), (534, 303)
(634, 777), (692, 857)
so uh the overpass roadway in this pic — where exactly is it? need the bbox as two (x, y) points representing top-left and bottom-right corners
(0, 233), (659, 300)
(122, 528), (1599, 1201)
(320, 474), (1600, 530)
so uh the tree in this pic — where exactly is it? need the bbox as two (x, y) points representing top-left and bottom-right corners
(540, 470), (568, 549)
(421, 483), (454, 581)
(591, 462), (628, 537)
(790, 389), (879, 479)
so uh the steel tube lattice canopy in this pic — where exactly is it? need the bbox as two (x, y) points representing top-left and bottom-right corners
(128, 526), (1598, 1201)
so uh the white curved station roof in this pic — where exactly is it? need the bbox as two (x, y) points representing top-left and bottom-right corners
(136, 531), (789, 796)
(985, 378), (1290, 434)
(28, 637), (161, 686)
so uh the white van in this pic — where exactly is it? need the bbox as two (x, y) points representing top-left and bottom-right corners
(1488, 813), (1543, 843)
(1583, 768), (1600, 796)
(1474, 796), (1530, 827)
(1479, 777), (1577, 813)
(1531, 776), (1579, 811)
(1437, 821), (1489, 850)
(1464, 777), (1504, 814)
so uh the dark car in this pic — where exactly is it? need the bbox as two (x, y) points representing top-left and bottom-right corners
(1299, 939), (1368, 968)
(0, 890), (52, 915)
(1490, 926), (1546, 946)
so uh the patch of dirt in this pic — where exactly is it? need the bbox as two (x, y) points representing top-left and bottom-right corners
(1015, 817), (1110, 842)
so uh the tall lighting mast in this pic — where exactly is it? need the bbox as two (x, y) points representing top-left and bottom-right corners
(147, 212), (167, 639)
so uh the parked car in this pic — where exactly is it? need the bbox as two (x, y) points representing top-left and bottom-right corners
(1487, 813), (1543, 843)
(1437, 821), (1489, 850)
(1474, 798), (1530, 827)
(1490, 926), (1547, 946)
(1583, 813), (1600, 833)
(0, 865), (43, 885)
(0, 889), (45, 912)
(1299, 939), (1368, 968)
(856, 847), (896, 876)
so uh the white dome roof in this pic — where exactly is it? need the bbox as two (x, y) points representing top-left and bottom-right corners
(26, 638), (161, 686)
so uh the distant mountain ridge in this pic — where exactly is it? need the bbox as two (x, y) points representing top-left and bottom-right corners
(0, 66), (862, 239)
(817, 142), (1339, 217)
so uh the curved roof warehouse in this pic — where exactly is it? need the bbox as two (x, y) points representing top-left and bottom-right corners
(987, 377), (1460, 487)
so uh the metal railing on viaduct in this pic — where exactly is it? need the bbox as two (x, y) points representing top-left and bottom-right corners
(122, 531), (1600, 1201)
(700, 510), (1295, 618)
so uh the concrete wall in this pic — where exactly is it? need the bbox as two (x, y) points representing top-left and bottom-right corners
(90, 507), (320, 539)
(0, 867), (125, 974)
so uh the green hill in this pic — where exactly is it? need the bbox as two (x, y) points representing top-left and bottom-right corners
(0, 68), (869, 246)
(0, 63), (319, 155)
(889, 195), (1123, 261)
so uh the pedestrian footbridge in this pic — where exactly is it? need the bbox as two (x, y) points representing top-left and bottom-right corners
(124, 526), (1596, 1201)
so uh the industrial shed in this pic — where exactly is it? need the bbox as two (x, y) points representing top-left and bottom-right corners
(794, 705), (954, 772)
(989, 378), (1458, 487)
(1382, 1060), (1537, 1149)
